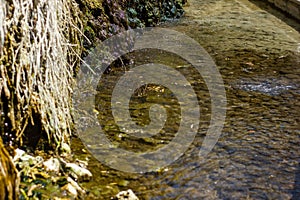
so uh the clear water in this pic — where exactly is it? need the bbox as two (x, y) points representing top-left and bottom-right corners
(72, 0), (300, 199)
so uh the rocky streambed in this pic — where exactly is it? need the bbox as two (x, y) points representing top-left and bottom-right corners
(71, 0), (300, 199)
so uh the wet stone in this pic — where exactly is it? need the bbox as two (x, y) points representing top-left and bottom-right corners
(65, 163), (92, 182)
(114, 189), (139, 200)
(43, 158), (60, 173)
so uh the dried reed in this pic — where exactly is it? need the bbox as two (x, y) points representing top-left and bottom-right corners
(0, 0), (82, 149)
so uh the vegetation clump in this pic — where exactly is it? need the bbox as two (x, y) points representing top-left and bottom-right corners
(0, 0), (82, 151)
(126, 0), (185, 28)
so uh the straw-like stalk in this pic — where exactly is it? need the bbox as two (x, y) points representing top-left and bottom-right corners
(0, 0), (82, 150)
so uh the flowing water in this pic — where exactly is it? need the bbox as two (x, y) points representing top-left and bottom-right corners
(72, 0), (300, 199)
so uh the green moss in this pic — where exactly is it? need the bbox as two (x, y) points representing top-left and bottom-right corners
(125, 0), (185, 27)
(77, 0), (186, 49)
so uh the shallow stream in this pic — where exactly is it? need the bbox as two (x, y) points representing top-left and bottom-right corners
(72, 0), (300, 199)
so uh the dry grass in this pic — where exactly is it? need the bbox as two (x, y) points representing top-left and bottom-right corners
(0, 0), (82, 148)
(0, 0), (5, 51)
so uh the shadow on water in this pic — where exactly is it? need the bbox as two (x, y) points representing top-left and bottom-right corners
(292, 142), (300, 199)
(248, 0), (300, 33)
(235, 4), (300, 196)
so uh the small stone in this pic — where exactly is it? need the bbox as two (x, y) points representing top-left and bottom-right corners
(67, 177), (86, 195)
(43, 157), (60, 172)
(75, 159), (88, 168)
(17, 154), (37, 168)
(60, 142), (71, 154)
(115, 189), (139, 200)
(13, 148), (25, 162)
(65, 163), (92, 181)
(61, 183), (77, 197)
(35, 156), (44, 163)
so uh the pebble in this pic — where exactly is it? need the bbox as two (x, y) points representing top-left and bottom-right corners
(67, 177), (86, 195)
(14, 150), (39, 168)
(43, 157), (60, 172)
(60, 142), (71, 154)
(115, 189), (139, 200)
(13, 148), (25, 162)
(61, 183), (78, 197)
(65, 163), (92, 181)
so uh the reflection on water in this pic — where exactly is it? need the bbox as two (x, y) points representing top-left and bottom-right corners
(73, 0), (300, 199)
(236, 77), (298, 96)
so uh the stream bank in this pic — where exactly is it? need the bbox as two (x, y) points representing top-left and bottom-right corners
(1, 0), (187, 199)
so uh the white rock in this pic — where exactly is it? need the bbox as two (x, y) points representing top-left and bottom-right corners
(17, 154), (37, 168)
(67, 177), (85, 195)
(20, 154), (36, 162)
(75, 159), (88, 168)
(62, 183), (77, 197)
(65, 163), (92, 181)
(116, 189), (139, 200)
(13, 148), (25, 162)
(43, 157), (60, 172)
(14, 149), (43, 168)
(60, 142), (71, 154)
